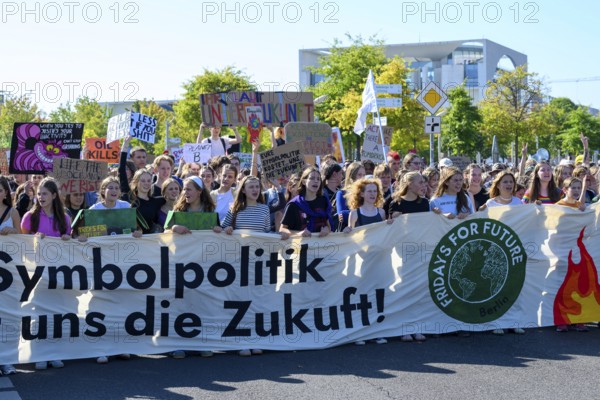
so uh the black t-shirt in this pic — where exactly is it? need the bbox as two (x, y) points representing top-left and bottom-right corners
(473, 188), (489, 211)
(386, 197), (430, 217)
(281, 196), (330, 232)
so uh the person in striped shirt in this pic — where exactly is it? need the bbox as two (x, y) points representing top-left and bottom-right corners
(222, 175), (289, 240)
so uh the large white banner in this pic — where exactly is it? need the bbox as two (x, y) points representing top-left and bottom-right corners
(0, 204), (599, 364)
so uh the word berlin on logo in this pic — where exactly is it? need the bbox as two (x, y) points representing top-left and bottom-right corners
(428, 219), (527, 324)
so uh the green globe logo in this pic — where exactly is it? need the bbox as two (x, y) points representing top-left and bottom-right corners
(429, 219), (527, 323)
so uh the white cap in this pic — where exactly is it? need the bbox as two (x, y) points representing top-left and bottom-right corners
(439, 158), (453, 168)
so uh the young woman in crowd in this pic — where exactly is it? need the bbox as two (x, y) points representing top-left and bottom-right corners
(335, 162), (366, 230)
(522, 162), (561, 204)
(385, 171), (430, 219)
(122, 169), (165, 233)
(430, 166), (475, 219)
(0, 177), (21, 235)
(483, 170), (526, 335)
(221, 175), (287, 356)
(166, 176), (221, 359)
(485, 171), (524, 207)
(554, 162), (574, 190)
(200, 165), (217, 190)
(14, 180), (35, 218)
(422, 167), (439, 200)
(211, 164), (237, 224)
(280, 167), (332, 237)
(465, 164), (488, 210)
(152, 155), (177, 197)
(64, 193), (88, 219)
(342, 178), (393, 345)
(90, 177), (132, 210)
(157, 178), (181, 230)
(21, 178), (71, 370)
(168, 176), (222, 235)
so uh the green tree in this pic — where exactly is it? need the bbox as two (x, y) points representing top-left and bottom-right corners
(0, 96), (42, 147)
(73, 97), (111, 140)
(376, 57), (428, 155)
(558, 106), (600, 155)
(171, 66), (256, 146)
(479, 65), (545, 157)
(307, 34), (388, 157)
(48, 103), (75, 123)
(442, 85), (483, 158)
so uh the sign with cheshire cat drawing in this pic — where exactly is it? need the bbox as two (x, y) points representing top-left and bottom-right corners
(9, 123), (84, 174)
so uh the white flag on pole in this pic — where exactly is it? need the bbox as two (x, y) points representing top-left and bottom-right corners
(353, 70), (377, 135)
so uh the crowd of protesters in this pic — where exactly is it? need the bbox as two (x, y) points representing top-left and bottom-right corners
(0, 126), (598, 375)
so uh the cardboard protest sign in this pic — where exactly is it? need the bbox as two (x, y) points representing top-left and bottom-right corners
(259, 142), (304, 181)
(361, 126), (386, 163)
(107, 112), (157, 143)
(170, 147), (183, 165)
(450, 156), (472, 172)
(365, 124), (394, 146)
(52, 158), (108, 194)
(130, 112), (157, 143)
(233, 152), (260, 170)
(284, 122), (333, 156)
(200, 92), (314, 126)
(331, 128), (345, 163)
(0, 148), (9, 175)
(246, 106), (263, 143)
(9, 123), (83, 174)
(164, 211), (218, 231)
(84, 138), (120, 163)
(107, 112), (131, 142)
(183, 143), (211, 164)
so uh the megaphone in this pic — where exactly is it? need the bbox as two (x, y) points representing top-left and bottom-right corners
(531, 148), (550, 163)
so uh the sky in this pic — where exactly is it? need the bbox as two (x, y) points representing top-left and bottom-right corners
(1, 0), (599, 114)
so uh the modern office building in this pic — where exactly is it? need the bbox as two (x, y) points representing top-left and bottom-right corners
(299, 39), (527, 104)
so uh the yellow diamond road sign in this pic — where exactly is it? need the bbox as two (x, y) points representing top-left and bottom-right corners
(417, 81), (447, 115)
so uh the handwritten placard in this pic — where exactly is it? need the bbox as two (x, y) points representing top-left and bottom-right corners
(9, 123), (83, 174)
(200, 91), (314, 126)
(107, 112), (132, 142)
(107, 112), (157, 143)
(361, 127), (386, 163)
(52, 158), (108, 194)
(365, 124), (394, 146)
(284, 122), (333, 156)
(259, 142), (304, 181)
(183, 143), (211, 164)
(84, 138), (120, 163)
(130, 113), (157, 143)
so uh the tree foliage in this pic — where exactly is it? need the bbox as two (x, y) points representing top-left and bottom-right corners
(0, 96), (42, 147)
(479, 65), (545, 157)
(442, 85), (483, 158)
(171, 66), (256, 145)
(308, 35), (428, 157)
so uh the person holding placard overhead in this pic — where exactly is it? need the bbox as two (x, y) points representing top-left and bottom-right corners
(197, 122), (242, 157)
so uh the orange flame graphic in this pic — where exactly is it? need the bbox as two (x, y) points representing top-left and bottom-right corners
(553, 227), (600, 325)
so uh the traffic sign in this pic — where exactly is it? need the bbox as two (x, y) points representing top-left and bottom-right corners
(417, 81), (447, 115)
(424, 116), (441, 134)
(376, 98), (402, 108)
(375, 84), (402, 94)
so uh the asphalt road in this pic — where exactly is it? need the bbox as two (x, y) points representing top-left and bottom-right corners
(2, 326), (600, 400)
